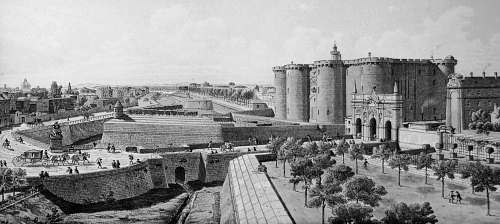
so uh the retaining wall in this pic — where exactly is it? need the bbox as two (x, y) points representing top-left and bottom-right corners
(398, 127), (439, 150)
(34, 159), (162, 204)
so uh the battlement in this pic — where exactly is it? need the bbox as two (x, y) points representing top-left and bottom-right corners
(284, 63), (310, 70)
(272, 66), (285, 72)
(342, 56), (456, 66)
(313, 60), (343, 67)
(462, 71), (499, 79)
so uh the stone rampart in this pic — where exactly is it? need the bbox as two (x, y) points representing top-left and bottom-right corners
(15, 119), (108, 146)
(35, 159), (162, 204)
(101, 120), (224, 148)
(202, 150), (271, 183)
(162, 152), (205, 184)
(221, 154), (294, 224)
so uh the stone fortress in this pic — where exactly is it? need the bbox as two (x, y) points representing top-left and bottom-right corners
(273, 44), (457, 140)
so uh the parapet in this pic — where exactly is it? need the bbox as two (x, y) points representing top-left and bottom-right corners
(313, 60), (343, 67)
(284, 63), (310, 70)
(272, 66), (286, 72)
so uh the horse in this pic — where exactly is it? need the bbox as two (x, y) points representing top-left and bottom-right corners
(50, 153), (70, 166)
(71, 155), (80, 165)
(2, 142), (10, 149)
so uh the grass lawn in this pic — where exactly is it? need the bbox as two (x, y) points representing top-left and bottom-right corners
(263, 156), (500, 224)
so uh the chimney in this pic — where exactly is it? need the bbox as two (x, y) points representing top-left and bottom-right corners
(495, 72), (498, 78)
(470, 72), (473, 77)
(483, 71), (486, 78)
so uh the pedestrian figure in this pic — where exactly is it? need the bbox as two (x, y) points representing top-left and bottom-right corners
(449, 191), (455, 203)
(248, 148), (251, 152)
(78, 149), (82, 154)
(44, 171), (49, 178)
(97, 158), (102, 169)
(66, 167), (73, 174)
(39, 171), (44, 179)
(363, 159), (369, 170)
(82, 154), (89, 164)
(3, 160), (6, 167)
(322, 134), (327, 142)
(107, 143), (111, 152)
(116, 160), (120, 168)
(93, 142), (97, 148)
(136, 158), (141, 163)
(208, 141), (212, 150)
(111, 144), (116, 153)
(253, 147), (257, 151)
(75, 166), (79, 174)
(112, 160), (117, 169)
(456, 191), (462, 203)
(43, 150), (49, 159)
(129, 155), (134, 165)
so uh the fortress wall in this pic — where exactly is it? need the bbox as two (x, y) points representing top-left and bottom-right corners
(232, 108), (275, 117)
(101, 122), (224, 148)
(38, 159), (158, 204)
(345, 65), (362, 117)
(15, 119), (108, 146)
(202, 150), (271, 183)
(398, 127), (440, 150)
(316, 63), (345, 124)
(221, 124), (345, 144)
(162, 152), (204, 184)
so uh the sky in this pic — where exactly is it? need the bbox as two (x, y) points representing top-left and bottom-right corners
(1, 0), (500, 88)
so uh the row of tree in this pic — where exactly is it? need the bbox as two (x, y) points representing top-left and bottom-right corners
(267, 138), (437, 224)
(0, 168), (27, 201)
(189, 87), (255, 104)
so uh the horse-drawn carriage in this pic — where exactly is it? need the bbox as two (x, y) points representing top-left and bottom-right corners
(12, 149), (91, 166)
(12, 149), (50, 166)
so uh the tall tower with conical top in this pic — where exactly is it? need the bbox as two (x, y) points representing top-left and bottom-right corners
(330, 42), (342, 61)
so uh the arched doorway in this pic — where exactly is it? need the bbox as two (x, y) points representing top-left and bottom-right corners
(355, 118), (362, 136)
(175, 167), (186, 182)
(369, 118), (377, 141)
(385, 121), (392, 141)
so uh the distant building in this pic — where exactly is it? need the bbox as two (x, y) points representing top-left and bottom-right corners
(0, 95), (10, 127)
(96, 86), (113, 99)
(20, 78), (31, 92)
(36, 97), (76, 114)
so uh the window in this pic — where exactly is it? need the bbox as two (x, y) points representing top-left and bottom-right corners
(433, 69), (436, 75)
(327, 109), (330, 115)
(432, 80), (436, 86)
(318, 110), (319, 115)
(433, 108), (436, 113)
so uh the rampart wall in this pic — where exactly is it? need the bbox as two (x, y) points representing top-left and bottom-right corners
(15, 119), (109, 146)
(398, 127), (440, 150)
(101, 121), (224, 148)
(32, 159), (164, 204)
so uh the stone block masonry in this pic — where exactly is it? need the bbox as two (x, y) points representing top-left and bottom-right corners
(222, 154), (294, 224)
(38, 159), (158, 204)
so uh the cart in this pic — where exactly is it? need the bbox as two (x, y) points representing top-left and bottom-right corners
(12, 149), (49, 166)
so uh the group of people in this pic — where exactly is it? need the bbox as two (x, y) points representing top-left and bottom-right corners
(0, 160), (7, 167)
(39, 171), (50, 178)
(66, 166), (79, 174)
(112, 160), (121, 169)
(106, 143), (117, 153)
(449, 191), (463, 204)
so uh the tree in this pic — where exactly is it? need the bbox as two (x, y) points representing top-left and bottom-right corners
(77, 96), (88, 107)
(0, 169), (13, 201)
(228, 82), (235, 86)
(458, 162), (478, 195)
(10, 168), (27, 196)
(459, 162), (500, 216)
(312, 154), (336, 184)
(304, 142), (320, 158)
(349, 144), (364, 174)
(432, 160), (458, 198)
(309, 181), (345, 224)
(328, 203), (378, 224)
(266, 136), (286, 168)
(324, 165), (355, 185)
(344, 176), (387, 206)
(335, 139), (349, 164)
(289, 158), (308, 191)
(371, 145), (392, 174)
(388, 154), (412, 187)
(416, 152), (433, 184)
(381, 202), (438, 224)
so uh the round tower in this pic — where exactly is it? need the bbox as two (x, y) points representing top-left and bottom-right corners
(114, 100), (124, 119)
(437, 55), (457, 76)
(273, 66), (287, 119)
(285, 63), (310, 122)
(314, 59), (345, 124)
(360, 58), (394, 94)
